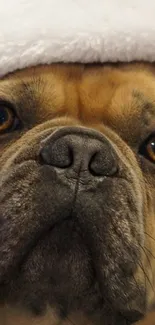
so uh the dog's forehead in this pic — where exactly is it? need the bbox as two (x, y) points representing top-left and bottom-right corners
(1, 64), (155, 126)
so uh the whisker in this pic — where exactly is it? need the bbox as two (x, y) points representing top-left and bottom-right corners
(141, 245), (154, 293)
(138, 244), (155, 295)
(107, 223), (146, 321)
(141, 245), (154, 278)
(143, 245), (155, 260)
(144, 231), (155, 243)
(65, 316), (78, 325)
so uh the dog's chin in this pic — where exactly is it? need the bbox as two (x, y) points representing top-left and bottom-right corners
(2, 216), (144, 325)
(8, 219), (99, 313)
(0, 157), (145, 323)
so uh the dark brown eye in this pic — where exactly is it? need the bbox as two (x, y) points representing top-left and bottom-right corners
(139, 134), (155, 163)
(0, 103), (19, 133)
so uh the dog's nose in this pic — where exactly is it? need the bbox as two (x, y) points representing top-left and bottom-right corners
(40, 127), (118, 177)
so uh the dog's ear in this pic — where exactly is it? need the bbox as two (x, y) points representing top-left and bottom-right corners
(133, 312), (155, 325)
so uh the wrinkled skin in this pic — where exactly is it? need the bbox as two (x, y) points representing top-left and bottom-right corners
(0, 63), (155, 325)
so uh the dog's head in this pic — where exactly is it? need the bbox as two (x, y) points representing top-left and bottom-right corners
(0, 63), (155, 325)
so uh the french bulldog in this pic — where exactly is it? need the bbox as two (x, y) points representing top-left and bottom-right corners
(0, 63), (155, 325)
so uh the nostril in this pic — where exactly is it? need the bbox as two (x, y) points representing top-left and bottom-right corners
(39, 141), (74, 169)
(89, 152), (118, 177)
(88, 153), (101, 176)
(39, 128), (119, 177)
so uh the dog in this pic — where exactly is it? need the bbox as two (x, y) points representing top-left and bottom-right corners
(0, 63), (155, 325)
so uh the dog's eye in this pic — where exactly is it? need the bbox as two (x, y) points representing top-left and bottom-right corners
(0, 103), (19, 133)
(139, 134), (155, 163)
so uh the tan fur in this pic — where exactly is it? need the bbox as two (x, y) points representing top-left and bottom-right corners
(1, 63), (155, 324)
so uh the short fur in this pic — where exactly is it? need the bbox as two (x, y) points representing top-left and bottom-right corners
(0, 63), (155, 324)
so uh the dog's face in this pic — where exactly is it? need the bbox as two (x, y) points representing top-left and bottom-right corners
(0, 63), (155, 325)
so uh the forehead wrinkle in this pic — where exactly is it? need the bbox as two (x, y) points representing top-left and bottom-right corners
(7, 76), (56, 126)
(1, 63), (155, 128)
(20, 78), (46, 103)
(16, 79), (46, 116)
(102, 85), (155, 146)
(108, 85), (155, 121)
(132, 90), (155, 114)
(0, 73), (47, 114)
(13, 74), (69, 124)
(0, 78), (23, 104)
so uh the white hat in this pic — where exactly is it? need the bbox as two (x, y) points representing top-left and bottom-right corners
(1, 0), (155, 77)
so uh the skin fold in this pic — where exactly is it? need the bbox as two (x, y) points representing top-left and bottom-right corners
(0, 63), (155, 324)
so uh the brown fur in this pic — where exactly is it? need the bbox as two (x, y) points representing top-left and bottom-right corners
(0, 63), (155, 324)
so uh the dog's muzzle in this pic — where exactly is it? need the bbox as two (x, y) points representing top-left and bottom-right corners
(0, 125), (144, 322)
(40, 126), (118, 184)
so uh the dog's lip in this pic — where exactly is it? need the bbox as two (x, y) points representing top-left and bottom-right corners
(119, 309), (143, 324)
(3, 217), (143, 324)
(1, 160), (143, 319)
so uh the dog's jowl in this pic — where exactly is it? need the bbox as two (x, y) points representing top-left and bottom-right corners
(0, 63), (155, 324)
